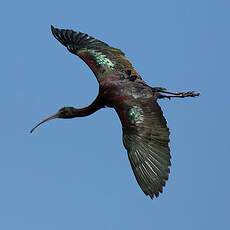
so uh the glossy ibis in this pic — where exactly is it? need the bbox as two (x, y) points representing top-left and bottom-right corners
(31, 26), (199, 199)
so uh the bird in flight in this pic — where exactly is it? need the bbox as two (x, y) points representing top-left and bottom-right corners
(31, 25), (199, 199)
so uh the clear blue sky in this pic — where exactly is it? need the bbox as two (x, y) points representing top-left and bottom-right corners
(0, 0), (229, 229)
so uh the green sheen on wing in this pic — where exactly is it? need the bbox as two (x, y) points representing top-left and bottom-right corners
(128, 106), (144, 124)
(88, 50), (115, 68)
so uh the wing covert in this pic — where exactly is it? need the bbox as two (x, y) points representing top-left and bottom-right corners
(51, 25), (141, 83)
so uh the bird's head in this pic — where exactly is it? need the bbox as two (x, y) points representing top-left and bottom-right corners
(57, 107), (77, 118)
(30, 106), (77, 133)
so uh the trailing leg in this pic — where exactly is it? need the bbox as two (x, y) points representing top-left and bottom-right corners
(151, 87), (200, 99)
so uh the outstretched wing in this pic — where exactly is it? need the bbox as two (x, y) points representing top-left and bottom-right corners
(51, 25), (141, 83)
(118, 99), (171, 199)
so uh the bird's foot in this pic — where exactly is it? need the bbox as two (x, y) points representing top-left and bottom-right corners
(175, 91), (200, 98)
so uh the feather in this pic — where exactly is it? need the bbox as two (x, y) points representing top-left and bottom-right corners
(51, 25), (141, 82)
(121, 99), (171, 198)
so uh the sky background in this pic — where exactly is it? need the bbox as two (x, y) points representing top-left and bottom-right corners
(0, 0), (229, 229)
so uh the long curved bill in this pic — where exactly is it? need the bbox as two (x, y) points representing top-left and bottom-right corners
(30, 113), (59, 133)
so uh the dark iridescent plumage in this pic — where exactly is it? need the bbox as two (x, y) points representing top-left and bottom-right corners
(31, 26), (199, 199)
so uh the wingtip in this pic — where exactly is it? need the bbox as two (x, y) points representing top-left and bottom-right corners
(50, 25), (56, 34)
(50, 25), (62, 43)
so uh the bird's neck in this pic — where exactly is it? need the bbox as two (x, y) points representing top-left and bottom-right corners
(73, 106), (98, 117)
(72, 98), (104, 118)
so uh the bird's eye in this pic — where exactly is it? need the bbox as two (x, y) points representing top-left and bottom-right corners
(59, 108), (66, 114)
